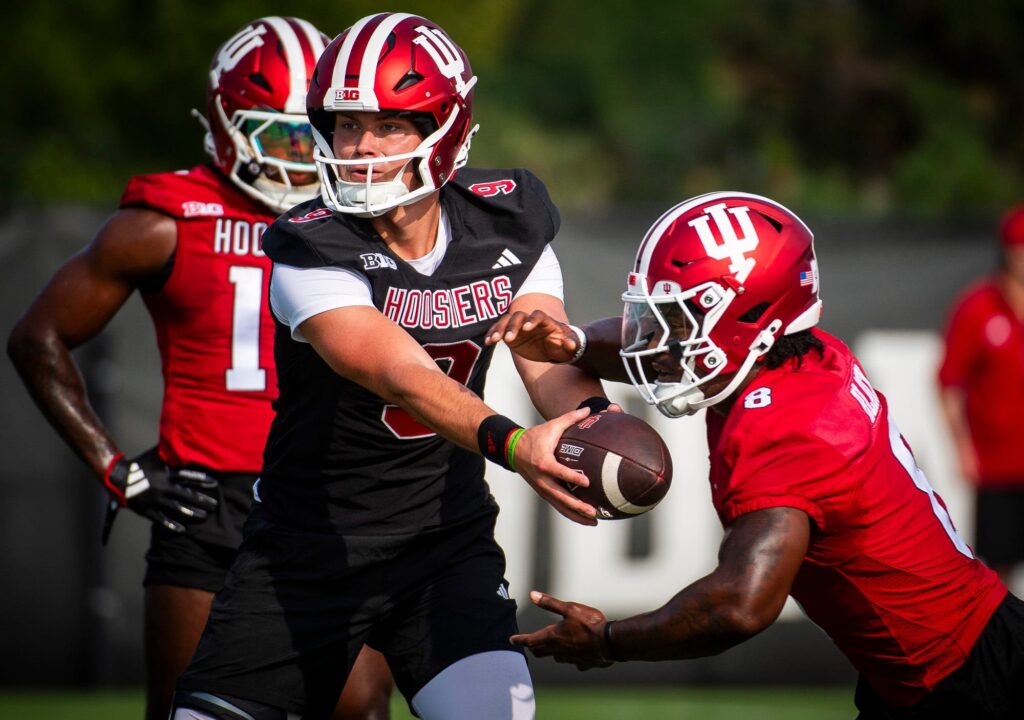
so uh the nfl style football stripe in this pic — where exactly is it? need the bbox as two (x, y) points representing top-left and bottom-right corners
(601, 453), (657, 515)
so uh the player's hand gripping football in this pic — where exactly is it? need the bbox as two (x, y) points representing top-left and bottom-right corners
(485, 309), (580, 363)
(511, 591), (615, 670)
(513, 407), (600, 526)
(102, 447), (218, 542)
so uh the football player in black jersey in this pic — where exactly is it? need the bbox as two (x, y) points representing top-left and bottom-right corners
(172, 12), (610, 720)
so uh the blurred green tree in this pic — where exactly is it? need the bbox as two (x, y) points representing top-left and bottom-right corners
(3, 0), (1022, 216)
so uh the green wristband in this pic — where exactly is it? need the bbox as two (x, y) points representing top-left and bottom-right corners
(506, 428), (527, 471)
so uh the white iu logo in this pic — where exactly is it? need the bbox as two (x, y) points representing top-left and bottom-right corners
(688, 203), (760, 283)
(211, 24), (267, 86)
(413, 25), (470, 96)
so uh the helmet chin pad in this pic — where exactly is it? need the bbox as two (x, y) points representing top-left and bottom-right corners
(335, 177), (413, 218)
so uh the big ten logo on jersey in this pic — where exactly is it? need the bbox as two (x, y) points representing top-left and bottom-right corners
(850, 363), (881, 422)
(689, 202), (759, 283)
(382, 276), (513, 330)
(213, 219), (269, 258)
(361, 253), (398, 271)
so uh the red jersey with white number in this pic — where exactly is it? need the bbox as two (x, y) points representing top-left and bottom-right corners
(937, 278), (1024, 485)
(120, 165), (277, 473)
(707, 330), (1005, 706)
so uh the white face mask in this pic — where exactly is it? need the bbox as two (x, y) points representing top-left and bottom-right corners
(333, 176), (413, 218)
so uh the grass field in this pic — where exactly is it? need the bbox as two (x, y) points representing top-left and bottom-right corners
(0, 686), (857, 719)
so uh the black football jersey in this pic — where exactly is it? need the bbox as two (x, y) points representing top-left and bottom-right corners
(259, 168), (559, 534)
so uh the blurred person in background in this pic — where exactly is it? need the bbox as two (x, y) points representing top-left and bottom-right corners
(491, 192), (1024, 720)
(938, 205), (1024, 588)
(6, 17), (392, 720)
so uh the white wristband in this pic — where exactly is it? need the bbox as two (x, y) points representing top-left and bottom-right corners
(565, 324), (588, 364)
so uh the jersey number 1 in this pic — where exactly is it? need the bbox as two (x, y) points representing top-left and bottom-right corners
(226, 265), (267, 392)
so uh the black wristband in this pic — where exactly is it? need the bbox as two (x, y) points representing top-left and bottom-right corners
(603, 620), (623, 662)
(577, 396), (613, 414)
(477, 414), (524, 470)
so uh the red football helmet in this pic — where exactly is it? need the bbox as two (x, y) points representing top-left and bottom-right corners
(306, 13), (479, 216)
(199, 17), (328, 212)
(621, 192), (823, 417)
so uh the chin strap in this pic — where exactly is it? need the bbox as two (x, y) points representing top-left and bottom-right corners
(656, 320), (783, 417)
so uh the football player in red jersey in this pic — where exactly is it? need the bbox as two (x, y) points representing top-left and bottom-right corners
(938, 205), (1024, 587)
(7, 17), (393, 720)
(170, 12), (609, 720)
(490, 192), (1024, 719)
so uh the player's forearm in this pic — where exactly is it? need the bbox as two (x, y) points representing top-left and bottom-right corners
(606, 573), (767, 661)
(575, 317), (631, 383)
(376, 362), (498, 452)
(7, 326), (119, 478)
(516, 360), (606, 419)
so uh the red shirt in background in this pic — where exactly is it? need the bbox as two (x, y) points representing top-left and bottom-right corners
(708, 330), (1005, 707)
(937, 279), (1024, 485)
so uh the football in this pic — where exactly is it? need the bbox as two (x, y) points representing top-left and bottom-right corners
(555, 411), (672, 520)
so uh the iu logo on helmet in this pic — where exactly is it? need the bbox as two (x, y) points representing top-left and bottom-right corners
(413, 25), (471, 96)
(211, 24), (267, 85)
(688, 203), (760, 283)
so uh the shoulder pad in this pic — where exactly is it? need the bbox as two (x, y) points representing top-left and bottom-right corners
(119, 165), (267, 221)
(447, 167), (560, 241)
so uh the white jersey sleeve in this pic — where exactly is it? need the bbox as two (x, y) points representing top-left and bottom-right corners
(269, 264), (374, 343)
(514, 244), (564, 302)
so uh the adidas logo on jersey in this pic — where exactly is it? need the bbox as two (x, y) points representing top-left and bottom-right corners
(497, 583), (511, 600)
(492, 248), (522, 269)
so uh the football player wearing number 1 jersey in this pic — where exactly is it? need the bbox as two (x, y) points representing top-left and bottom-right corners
(494, 192), (1023, 719)
(7, 17), (393, 720)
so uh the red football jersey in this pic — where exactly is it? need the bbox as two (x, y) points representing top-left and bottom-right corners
(937, 279), (1024, 484)
(120, 165), (278, 473)
(707, 330), (1005, 706)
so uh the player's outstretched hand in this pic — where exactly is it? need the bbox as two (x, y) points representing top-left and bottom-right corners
(514, 407), (599, 526)
(104, 447), (219, 533)
(485, 309), (579, 363)
(510, 591), (614, 671)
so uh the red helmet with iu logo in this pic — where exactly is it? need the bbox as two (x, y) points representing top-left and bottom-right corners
(306, 13), (478, 217)
(620, 192), (823, 417)
(200, 17), (328, 212)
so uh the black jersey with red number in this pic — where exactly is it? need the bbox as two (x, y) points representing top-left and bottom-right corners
(258, 168), (559, 534)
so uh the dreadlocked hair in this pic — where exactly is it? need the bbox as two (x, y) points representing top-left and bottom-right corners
(735, 301), (823, 370)
(763, 331), (824, 369)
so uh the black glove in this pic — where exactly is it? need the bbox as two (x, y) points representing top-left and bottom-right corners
(101, 447), (219, 542)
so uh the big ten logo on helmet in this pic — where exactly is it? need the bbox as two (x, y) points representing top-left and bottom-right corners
(211, 23), (266, 85)
(334, 88), (360, 102)
(213, 219), (269, 257)
(383, 277), (512, 330)
(412, 25), (470, 95)
(361, 253), (397, 271)
(468, 180), (517, 198)
(689, 203), (759, 283)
